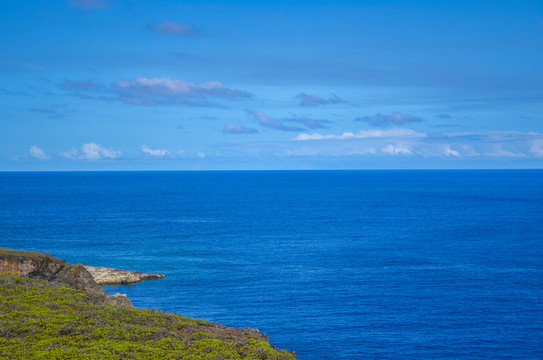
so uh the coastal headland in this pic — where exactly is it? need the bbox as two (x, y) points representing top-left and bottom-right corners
(0, 247), (296, 359)
(0, 247), (131, 307)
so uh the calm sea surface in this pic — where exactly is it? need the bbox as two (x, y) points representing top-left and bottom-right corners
(1, 170), (542, 359)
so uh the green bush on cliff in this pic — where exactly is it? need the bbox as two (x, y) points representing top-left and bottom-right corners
(0, 273), (295, 359)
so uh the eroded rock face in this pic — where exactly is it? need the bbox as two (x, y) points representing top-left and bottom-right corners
(0, 247), (132, 307)
(0, 251), (63, 278)
(84, 266), (164, 285)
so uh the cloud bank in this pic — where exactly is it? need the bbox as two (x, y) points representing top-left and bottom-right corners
(294, 128), (425, 141)
(58, 77), (250, 106)
(289, 129), (543, 159)
(114, 77), (250, 105)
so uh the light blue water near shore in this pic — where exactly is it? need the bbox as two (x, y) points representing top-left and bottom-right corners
(1, 170), (543, 359)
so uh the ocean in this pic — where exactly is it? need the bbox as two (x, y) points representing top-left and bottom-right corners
(1, 170), (542, 359)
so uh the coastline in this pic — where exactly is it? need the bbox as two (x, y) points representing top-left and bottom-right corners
(0, 247), (296, 359)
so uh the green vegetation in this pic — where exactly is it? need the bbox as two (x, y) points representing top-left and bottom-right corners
(0, 273), (295, 359)
(0, 247), (55, 261)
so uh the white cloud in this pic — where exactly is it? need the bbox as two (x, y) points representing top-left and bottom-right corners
(381, 144), (412, 155)
(483, 147), (527, 158)
(139, 145), (170, 158)
(294, 128), (426, 141)
(530, 140), (543, 157)
(293, 130), (543, 158)
(197, 152), (206, 159)
(81, 143), (120, 160)
(294, 133), (326, 141)
(60, 143), (121, 161)
(457, 144), (480, 157)
(114, 77), (250, 105)
(29, 146), (48, 160)
(444, 145), (460, 157)
(60, 148), (79, 160)
(237, 129), (539, 160)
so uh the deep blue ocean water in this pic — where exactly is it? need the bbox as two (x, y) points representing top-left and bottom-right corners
(1, 170), (543, 359)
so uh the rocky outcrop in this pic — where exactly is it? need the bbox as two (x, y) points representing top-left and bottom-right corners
(84, 266), (164, 285)
(0, 247), (296, 358)
(0, 247), (132, 307)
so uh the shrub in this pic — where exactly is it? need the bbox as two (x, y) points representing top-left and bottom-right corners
(0, 273), (295, 359)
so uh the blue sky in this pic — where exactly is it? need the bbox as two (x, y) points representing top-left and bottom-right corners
(1, 0), (542, 170)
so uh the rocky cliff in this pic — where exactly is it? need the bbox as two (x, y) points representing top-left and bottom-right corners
(0, 247), (132, 307)
(0, 247), (296, 358)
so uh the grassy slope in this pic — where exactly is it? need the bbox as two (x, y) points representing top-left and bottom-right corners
(0, 273), (295, 359)
(0, 247), (55, 261)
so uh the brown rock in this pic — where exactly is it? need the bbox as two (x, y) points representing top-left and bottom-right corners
(0, 247), (132, 307)
(84, 265), (165, 285)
